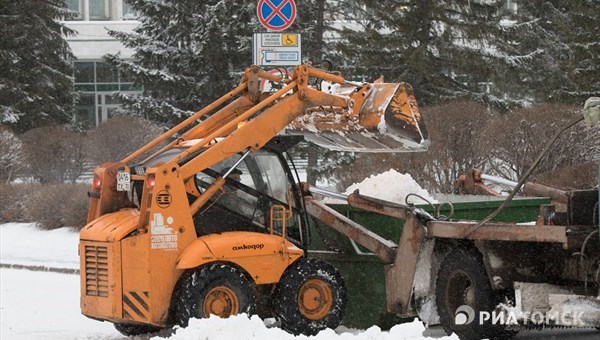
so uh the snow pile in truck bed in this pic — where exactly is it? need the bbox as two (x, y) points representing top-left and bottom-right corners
(160, 314), (455, 340)
(342, 169), (437, 205)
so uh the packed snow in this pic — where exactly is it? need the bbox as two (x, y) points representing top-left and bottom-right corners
(0, 222), (455, 340)
(338, 169), (437, 204)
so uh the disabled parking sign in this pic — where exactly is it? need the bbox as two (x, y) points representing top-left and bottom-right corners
(253, 33), (301, 66)
(257, 0), (297, 31)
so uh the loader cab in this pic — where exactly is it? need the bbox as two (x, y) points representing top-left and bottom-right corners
(131, 135), (309, 247)
(192, 136), (309, 247)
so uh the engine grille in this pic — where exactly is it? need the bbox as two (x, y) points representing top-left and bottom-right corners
(84, 245), (109, 297)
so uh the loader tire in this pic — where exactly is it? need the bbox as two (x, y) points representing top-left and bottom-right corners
(436, 248), (517, 340)
(273, 258), (347, 336)
(175, 263), (256, 327)
(113, 322), (161, 336)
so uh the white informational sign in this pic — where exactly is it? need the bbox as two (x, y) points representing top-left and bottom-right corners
(253, 33), (301, 66)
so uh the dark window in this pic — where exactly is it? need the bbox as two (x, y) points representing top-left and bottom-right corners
(75, 93), (96, 129)
(95, 62), (118, 83)
(74, 62), (95, 83)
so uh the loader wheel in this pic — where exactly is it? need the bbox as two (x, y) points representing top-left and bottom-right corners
(113, 322), (161, 336)
(436, 248), (517, 340)
(175, 263), (256, 327)
(273, 258), (347, 335)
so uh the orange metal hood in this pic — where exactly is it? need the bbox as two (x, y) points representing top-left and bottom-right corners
(80, 208), (139, 242)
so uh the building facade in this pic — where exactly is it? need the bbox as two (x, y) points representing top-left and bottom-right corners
(64, 0), (142, 128)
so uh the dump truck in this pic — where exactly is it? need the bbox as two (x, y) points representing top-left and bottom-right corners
(80, 65), (599, 339)
(302, 98), (600, 339)
(79, 64), (429, 336)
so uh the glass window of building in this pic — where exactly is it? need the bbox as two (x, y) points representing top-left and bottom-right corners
(89, 0), (110, 20)
(96, 62), (118, 83)
(74, 62), (95, 83)
(66, 0), (83, 20)
(123, 2), (139, 20)
(72, 60), (143, 128)
(75, 93), (96, 129)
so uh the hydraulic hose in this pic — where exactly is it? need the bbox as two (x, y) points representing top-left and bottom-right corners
(467, 115), (584, 235)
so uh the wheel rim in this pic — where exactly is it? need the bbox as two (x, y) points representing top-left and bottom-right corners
(297, 278), (333, 320)
(203, 286), (239, 317)
(446, 269), (475, 320)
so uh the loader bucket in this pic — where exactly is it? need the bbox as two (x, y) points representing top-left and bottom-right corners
(286, 83), (429, 153)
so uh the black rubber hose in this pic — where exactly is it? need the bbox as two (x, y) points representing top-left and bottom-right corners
(467, 115), (584, 235)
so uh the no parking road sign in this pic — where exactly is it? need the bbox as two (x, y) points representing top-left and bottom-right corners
(257, 0), (297, 31)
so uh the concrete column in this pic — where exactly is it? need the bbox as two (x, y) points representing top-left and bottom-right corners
(112, 0), (123, 20)
(83, 0), (89, 21)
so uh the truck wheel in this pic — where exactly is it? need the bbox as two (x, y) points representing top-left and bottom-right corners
(113, 322), (161, 336)
(175, 263), (256, 327)
(273, 258), (347, 335)
(435, 248), (516, 340)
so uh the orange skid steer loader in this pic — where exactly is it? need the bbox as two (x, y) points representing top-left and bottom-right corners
(79, 65), (428, 336)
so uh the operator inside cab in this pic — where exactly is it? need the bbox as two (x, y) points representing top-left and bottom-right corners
(219, 167), (259, 219)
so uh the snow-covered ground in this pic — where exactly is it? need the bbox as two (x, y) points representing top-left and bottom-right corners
(0, 223), (454, 340)
(2, 223), (598, 340)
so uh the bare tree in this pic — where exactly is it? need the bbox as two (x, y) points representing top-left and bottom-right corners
(479, 104), (599, 181)
(84, 116), (163, 166)
(0, 125), (24, 183)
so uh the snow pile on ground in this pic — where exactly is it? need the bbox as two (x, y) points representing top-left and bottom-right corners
(1, 223), (457, 340)
(161, 314), (455, 340)
(0, 223), (80, 269)
(341, 170), (437, 205)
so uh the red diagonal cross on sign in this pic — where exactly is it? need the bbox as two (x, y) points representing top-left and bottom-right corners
(257, 0), (296, 31)
(263, 0), (294, 26)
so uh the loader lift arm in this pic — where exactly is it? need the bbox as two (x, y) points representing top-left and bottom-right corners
(87, 65), (428, 223)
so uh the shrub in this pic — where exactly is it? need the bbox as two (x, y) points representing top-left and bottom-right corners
(0, 183), (33, 223)
(24, 183), (89, 230)
(20, 126), (87, 183)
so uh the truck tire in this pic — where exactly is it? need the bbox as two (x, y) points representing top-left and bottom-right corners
(435, 248), (516, 340)
(113, 323), (161, 336)
(175, 263), (256, 327)
(273, 258), (347, 335)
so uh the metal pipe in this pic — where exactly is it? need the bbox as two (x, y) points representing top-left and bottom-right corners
(222, 149), (251, 178)
(480, 174), (518, 187)
(308, 186), (349, 201)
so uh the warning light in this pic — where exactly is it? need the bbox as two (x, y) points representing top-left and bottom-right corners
(146, 174), (156, 188)
(92, 173), (101, 189)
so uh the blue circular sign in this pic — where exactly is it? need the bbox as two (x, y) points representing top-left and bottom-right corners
(257, 0), (297, 31)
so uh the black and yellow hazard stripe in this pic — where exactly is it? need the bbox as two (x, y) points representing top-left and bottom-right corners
(122, 291), (150, 321)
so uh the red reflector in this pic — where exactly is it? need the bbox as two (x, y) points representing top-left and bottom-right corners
(146, 174), (155, 188)
(93, 173), (101, 189)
